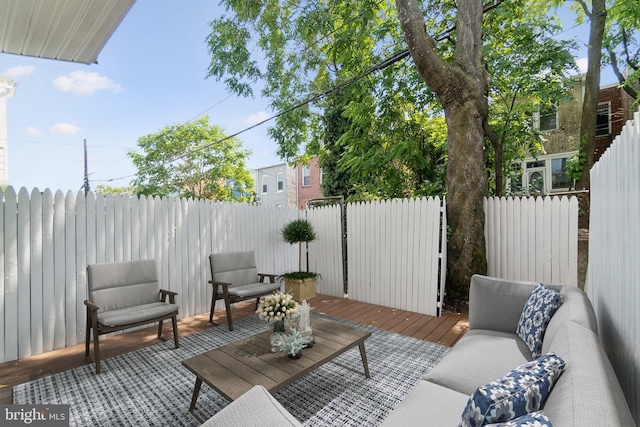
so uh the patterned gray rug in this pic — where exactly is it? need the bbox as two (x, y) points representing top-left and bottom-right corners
(13, 314), (449, 426)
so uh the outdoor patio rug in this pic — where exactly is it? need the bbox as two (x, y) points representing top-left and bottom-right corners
(13, 313), (449, 426)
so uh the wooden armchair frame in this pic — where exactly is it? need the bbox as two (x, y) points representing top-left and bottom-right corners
(209, 274), (277, 331)
(84, 260), (180, 374)
(208, 251), (281, 331)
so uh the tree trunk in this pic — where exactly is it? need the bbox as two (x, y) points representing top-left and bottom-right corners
(575, 0), (607, 192)
(445, 99), (489, 301)
(396, 0), (488, 301)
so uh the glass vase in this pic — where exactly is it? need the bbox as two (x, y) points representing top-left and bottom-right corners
(273, 319), (286, 333)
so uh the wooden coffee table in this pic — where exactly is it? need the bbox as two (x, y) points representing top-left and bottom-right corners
(182, 315), (372, 410)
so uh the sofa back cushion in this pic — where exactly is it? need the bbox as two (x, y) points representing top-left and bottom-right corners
(210, 251), (259, 287)
(87, 259), (160, 313)
(541, 285), (597, 355)
(543, 320), (634, 426)
(469, 275), (562, 334)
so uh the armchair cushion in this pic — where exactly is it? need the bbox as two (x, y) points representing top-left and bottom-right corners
(97, 302), (178, 327)
(210, 251), (259, 286)
(225, 282), (282, 298)
(87, 259), (160, 312)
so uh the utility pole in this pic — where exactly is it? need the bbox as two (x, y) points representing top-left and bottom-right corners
(83, 139), (90, 194)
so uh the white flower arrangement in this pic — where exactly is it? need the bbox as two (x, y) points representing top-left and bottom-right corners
(256, 292), (300, 323)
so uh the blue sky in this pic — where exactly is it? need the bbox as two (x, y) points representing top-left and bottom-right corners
(0, 1), (616, 193)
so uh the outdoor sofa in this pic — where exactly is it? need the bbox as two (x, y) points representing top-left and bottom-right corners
(202, 275), (634, 426)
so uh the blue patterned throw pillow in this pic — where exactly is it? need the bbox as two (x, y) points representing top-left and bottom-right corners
(516, 284), (564, 358)
(458, 353), (565, 427)
(485, 411), (553, 427)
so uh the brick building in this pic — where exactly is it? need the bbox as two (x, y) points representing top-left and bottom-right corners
(296, 156), (323, 209)
(513, 77), (636, 195)
(251, 156), (324, 209)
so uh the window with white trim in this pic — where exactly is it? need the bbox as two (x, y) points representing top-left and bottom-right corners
(538, 104), (558, 131)
(262, 175), (268, 194)
(551, 157), (572, 190)
(302, 166), (310, 187)
(276, 172), (284, 192)
(516, 152), (577, 195)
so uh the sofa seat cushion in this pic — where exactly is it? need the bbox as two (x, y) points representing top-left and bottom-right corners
(424, 329), (531, 396)
(542, 321), (635, 426)
(380, 379), (470, 427)
(98, 302), (178, 327)
(223, 281), (281, 298)
(201, 385), (302, 427)
(459, 353), (565, 427)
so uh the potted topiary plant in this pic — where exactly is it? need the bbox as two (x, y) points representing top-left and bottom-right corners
(281, 218), (319, 301)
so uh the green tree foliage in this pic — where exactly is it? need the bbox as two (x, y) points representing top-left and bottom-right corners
(604, 0), (640, 100)
(128, 116), (254, 202)
(316, 90), (355, 199)
(205, 0), (575, 200)
(94, 184), (133, 195)
(205, 0), (576, 300)
(483, 4), (578, 195)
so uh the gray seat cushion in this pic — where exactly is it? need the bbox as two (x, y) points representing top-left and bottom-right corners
(226, 281), (281, 298)
(380, 379), (469, 427)
(424, 329), (531, 396)
(210, 252), (260, 286)
(201, 385), (302, 427)
(88, 259), (161, 312)
(98, 302), (178, 327)
(541, 285), (597, 355)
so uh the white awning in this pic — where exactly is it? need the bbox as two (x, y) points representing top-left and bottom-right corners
(0, 0), (136, 65)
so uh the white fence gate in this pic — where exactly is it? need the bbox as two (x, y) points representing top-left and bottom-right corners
(306, 204), (344, 298)
(0, 188), (300, 363)
(590, 111), (640, 423)
(484, 196), (579, 286)
(346, 197), (446, 316)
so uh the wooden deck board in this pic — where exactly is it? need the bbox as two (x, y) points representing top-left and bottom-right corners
(0, 294), (468, 405)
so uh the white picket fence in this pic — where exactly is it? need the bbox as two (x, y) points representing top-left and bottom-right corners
(1, 187), (585, 364)
(347, 197), (447, 316)
(590, 111), (640, 423)
(0, 188), (303, 363)
(484, 196), (579, 286)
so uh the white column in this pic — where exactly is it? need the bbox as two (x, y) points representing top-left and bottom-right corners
(0, 76), (17, 186)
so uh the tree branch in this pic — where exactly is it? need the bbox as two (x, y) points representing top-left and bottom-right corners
(608, 46), (639, 99)
(395, 0), (453, 101)
(574, 0), (592, 18)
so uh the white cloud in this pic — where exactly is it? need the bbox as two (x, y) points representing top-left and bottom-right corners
(2, 65), (35, 79)
(25, 127), (43, 137)
(53, 70), (122, 95)
(238, 111), (270, 126)
(50, 123), (81, 135)
(576, 58), (588, 74)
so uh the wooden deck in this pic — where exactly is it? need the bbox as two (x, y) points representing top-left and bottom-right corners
(0, 294), (468, 404)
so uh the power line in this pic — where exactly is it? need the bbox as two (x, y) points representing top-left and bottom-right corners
(98, 0), (610, 184)
(149, 0), (508, 167)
